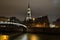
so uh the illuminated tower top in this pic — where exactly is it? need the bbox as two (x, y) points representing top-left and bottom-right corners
(26, 0), (32, 21)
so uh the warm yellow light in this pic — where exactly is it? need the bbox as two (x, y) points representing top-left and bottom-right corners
(30, 34), (39, 40)
(35, 24), (40, 27)
(50, 24), (55, 28)
(35, 24), (42, 27)
(0, 35), (9, 40)
(33, 18), (35, 21)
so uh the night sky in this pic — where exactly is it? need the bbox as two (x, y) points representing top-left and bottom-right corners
(0, 0), (60, 23)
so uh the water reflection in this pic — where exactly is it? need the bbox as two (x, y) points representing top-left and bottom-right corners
(19, 34), (28, 40)
(0, 33), (60, 40)
(14, 33), (60, 40)
(0, 35), (9, 40)
(14, 33), (40, 40)
(14, 33), (28, 40)
(29, 34), (39, 40)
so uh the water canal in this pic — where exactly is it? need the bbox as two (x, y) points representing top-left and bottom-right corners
(0, 33), (60, 40)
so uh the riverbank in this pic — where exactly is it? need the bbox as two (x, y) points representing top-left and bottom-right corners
(27, 27), (60, 34)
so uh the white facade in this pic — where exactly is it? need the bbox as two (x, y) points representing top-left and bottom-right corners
(26, 0), (32, 21)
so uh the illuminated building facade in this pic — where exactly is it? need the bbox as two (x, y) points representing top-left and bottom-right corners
(26, 0), (32, 21)
(24, 16), (50, 28)
(24, 0), (33, 27)
(32, 16), (50, 28)
(0, 16), (21, 23)
(0, 16), (9, 21)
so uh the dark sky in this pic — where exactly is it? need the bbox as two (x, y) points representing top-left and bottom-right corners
(0, 0), (60, 23)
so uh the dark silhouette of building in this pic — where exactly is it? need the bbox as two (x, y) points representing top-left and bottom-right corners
(53, 18), (60, 28)
(24, 16), (49, 28)
(32, 16), (50, 28)
(9, 17), (21, 23)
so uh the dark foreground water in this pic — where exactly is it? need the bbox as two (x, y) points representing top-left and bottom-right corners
(0, 33), (60, 40)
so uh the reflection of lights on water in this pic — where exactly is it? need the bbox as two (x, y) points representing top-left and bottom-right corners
(21, 34), (28, 40)
(0, 35), (9, 40)
(14, 34), (28, 40)
(30, 34), (39, 40)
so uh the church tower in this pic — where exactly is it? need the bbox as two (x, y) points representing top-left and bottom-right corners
(26, 0), (32, 21)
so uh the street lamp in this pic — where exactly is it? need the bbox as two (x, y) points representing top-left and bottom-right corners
(33, 18), (35, 21)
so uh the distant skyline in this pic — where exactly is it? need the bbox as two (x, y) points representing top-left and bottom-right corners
(0, 0), (60, 23)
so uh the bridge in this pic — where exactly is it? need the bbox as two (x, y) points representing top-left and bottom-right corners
(0, 21), (27, 33)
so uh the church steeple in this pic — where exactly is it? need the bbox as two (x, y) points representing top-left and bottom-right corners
(26, 0), (32, 21)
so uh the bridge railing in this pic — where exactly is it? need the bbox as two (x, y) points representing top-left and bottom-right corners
(0, 21), (27, 28)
